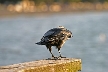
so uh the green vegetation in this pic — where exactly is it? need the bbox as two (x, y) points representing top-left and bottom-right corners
(0, 0), (108, 4)
(0, 0), (22, 4)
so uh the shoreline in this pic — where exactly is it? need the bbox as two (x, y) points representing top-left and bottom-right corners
(0, 10), (108, 18)
(1, 1), (108, 18)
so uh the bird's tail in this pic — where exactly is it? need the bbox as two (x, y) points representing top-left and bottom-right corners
(35, 41), (45, 45)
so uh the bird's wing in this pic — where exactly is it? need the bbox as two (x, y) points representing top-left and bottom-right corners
(41, 28), (65, 42)
(44, 28), (63, 37)
(44, 30), (55, 37)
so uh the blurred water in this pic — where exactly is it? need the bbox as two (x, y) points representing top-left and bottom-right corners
(0, 12), (108, 72)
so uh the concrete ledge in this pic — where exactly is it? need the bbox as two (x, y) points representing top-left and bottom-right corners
(0, 58), (81, 72)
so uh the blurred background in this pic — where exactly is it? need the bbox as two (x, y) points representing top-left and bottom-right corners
(0, 0), (108, 72)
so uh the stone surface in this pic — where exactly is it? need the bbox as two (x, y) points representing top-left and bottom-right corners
(0, 58), (81, 72)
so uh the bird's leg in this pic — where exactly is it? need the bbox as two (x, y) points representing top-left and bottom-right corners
(48, 48), (55, 58)
(58, 48), (62, 57)
(58, 48), (66, 58)
(46, 45), (55, 58)
(57, 40), (66, 58)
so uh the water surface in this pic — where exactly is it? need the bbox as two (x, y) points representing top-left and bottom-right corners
(0, 12), (108, 72)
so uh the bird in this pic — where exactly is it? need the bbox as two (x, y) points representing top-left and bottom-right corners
(35, 26), (73, 58)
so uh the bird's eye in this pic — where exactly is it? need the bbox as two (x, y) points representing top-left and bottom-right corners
(68, 35), (71, 38)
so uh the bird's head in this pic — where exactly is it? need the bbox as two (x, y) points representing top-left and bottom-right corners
(58, 26), (65, 28)
(67, 30), (73, 40)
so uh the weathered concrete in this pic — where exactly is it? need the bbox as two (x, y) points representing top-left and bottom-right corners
(0, 58), (81, 72)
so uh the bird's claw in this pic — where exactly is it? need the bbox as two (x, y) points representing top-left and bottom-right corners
(47, 57), (59, 60)
(53, 56), (66, 60)
(58, 56), (66, 58)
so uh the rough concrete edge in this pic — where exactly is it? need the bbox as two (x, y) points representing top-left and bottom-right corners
(17, 58), (82, 72)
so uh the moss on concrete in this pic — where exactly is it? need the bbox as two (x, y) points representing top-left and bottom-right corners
(0, 58), (81, 72)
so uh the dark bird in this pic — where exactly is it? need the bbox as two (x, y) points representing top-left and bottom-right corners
(35, 26), (73, 58)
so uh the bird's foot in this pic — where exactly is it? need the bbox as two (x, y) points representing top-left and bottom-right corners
(47, 56), (59, 60)
(52, 55), (57, 59)
(58, 56), (66, 58)
(53, 57), (58, 59)
(46, 55), (66, 60)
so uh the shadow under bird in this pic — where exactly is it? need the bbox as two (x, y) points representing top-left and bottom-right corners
(35, 26), (73, 58)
